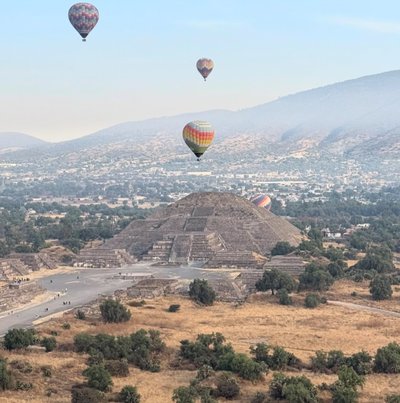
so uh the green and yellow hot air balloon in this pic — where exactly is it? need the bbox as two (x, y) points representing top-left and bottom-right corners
(183, 121), (215, 161)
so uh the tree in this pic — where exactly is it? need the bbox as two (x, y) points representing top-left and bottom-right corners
(269, 373), (318, 402)
(189, 279), (216, 306)
(105, 359), (129, 377)
(215, 375), (240, 399)
(4, 328), (37, 350)
(119, 385), (141, 403)
(304, 294), (320, 308)
(299, 263), (334, 291)
(327, 261), (345, 278)
(369, 275), (393, 300)
(83, 365), (113, 392)
(172, 386), (197, 403)
(271, 241), (295, 256)
(0, 359), (14, 391)
(332, 383), (358, 403)
(71, 385), (106, 403)
(336, 366), (365, 390)
(41, 337), (57, 352)
(331, 366), (365, 403)
(0, 241), (9, 258)
(386, 396), (400, 403)
(345, 351), (373, 375)
(100, 299), (131, 323)
(374, 343), (400, 373)
(353, 253), (394, 273)
(256, 269), (296, 295)
(278, 288), (292, 305)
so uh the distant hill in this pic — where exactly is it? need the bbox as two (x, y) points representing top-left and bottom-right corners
(59, 70), (400, 157)
(3, 70), (400, 160)
(0, 132), (48, 152)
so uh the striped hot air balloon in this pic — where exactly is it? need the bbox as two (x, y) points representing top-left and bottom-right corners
(196, 58), (214, 81)
(68, 3), (99, 42)
(183, 121), (215, 161)
(251, 195), (272, 211)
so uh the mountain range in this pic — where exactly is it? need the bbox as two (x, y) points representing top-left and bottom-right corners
(2, 70), (400, 159)
(0, 132), (48, 153)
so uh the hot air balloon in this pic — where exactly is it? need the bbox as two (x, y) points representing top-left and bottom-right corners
(183, 121), (215, 161)
(68, 3), (99, 42)
(196, 58), (214, 81)
(251, 195), (272, 211)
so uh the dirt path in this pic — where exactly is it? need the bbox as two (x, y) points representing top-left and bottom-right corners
(328, 300), (400, 318)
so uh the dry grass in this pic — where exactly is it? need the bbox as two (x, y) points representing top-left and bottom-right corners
(1, 292), (400, 402)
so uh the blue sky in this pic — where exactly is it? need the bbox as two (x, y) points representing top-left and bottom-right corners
(1, 0), (400, 141)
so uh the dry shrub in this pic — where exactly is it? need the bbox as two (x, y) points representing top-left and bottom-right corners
(356, 318), (385, 330)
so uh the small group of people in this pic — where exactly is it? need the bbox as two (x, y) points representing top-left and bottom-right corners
(13, 277), (30, 283)
(62, 301), (71, 305)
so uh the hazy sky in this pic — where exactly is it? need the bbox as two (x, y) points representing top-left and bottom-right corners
(1, 0), (400, 141)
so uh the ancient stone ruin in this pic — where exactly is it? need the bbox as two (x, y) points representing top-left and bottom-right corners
(8, 253), (57, 271)
(77, 192), (303, 268)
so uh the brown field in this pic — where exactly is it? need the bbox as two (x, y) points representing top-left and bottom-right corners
(1, 288), (400, 403)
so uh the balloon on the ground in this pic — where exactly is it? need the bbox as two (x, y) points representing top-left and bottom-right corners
(251, 195), (272, 210)
(69, 3), (99, 42)
(183, 121), (215, 160)
(196, 58), (214, 81)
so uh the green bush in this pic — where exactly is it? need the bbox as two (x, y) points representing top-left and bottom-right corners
(304, 294), (320, 308)
(332, 383), (358, 403)
(374, 342), (400, 373)
(76, 310), (86, 320)
(100, 299), (131, 323)
(62, 322), (71, 330)
(83, 365), (113, 392)
(172, 386), (197, 403)
(369, 275), (393, 301)
(256, 269), (296, 295)
(336, 365), (365, 389)
(180, 333), (231, 366)
(189, 279), (216, 306)
(74, 330), (165, 372)
(0, 359), (15, 391)
(250, 343), (299, 371)
(105, 359), (130, 377)
(71, 385), (106, 403)
(168, 304), (181, 312)
(251, 392), (269, 403)
(299, 263), (334, 291)
(41, 336), (57, 352)
(74, 333), (96, 353)
(269, 373), (318, 402)
(278, 288), (293, 305)
(4, 328), (37, 350)
(215, 375), (240, 399)
(88, 351), (105, 367)
(196, 365), (214, 381)
(180, 333), (265, 380)
(41, 365), (52, 378)
(346, 351), (373, 375)
(119, 385), (141, 403)
(218, 352), (266, 381)
(386, 395), (400, 403)
(271, 241), (295, 256)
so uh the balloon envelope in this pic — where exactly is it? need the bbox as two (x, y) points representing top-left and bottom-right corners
(183, 121), (215, 159)
(196, 58), (214, 81)
(251, 195), (272, 211)
(69, 3), (99, 41)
